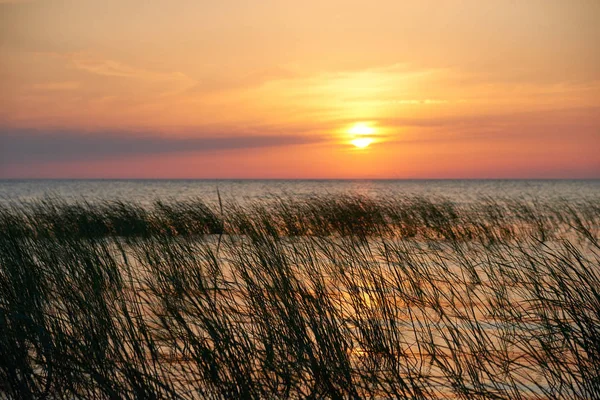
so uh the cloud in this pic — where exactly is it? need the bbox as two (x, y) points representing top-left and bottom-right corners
(30, 81), (80, 91)
(69, 56), (177, 80)
(33, 52), (197, 93)
(186, 65), (305, 94)
(377, 106), (600, 129)
(0, 128), (325, 164)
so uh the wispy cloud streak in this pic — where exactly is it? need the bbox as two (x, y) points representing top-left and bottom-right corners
(0, 129), (324, 164)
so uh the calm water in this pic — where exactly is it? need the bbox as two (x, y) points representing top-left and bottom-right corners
(0, 179), (599, 206)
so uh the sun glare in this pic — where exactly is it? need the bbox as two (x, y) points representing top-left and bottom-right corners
(351, 137), (374, 148)
(348, 122), (376, 148)
(348, 123), (375, 136)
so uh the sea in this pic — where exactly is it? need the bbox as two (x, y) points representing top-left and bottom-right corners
(1, 179), (598, 397)
(0, 179), (598, 206)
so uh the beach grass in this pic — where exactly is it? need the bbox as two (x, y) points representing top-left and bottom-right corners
(1, 195), (599, 399)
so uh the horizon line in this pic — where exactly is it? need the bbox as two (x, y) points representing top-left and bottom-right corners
(1, 177), (599, 181)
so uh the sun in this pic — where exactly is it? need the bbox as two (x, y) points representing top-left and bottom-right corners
(351, 137), (374, 148)
(348, 123), (375, 136)
(348, 122), (376, 148)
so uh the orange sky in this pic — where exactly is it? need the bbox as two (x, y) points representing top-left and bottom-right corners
(1, 0), (599, 178)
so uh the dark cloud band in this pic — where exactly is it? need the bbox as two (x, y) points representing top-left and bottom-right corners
(0, 129), (324, 164)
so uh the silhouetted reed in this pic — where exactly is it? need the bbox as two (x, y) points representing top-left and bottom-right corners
(1, 195), (598, 398)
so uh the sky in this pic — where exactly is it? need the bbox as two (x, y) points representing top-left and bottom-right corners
(1, 0), (599, 179)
